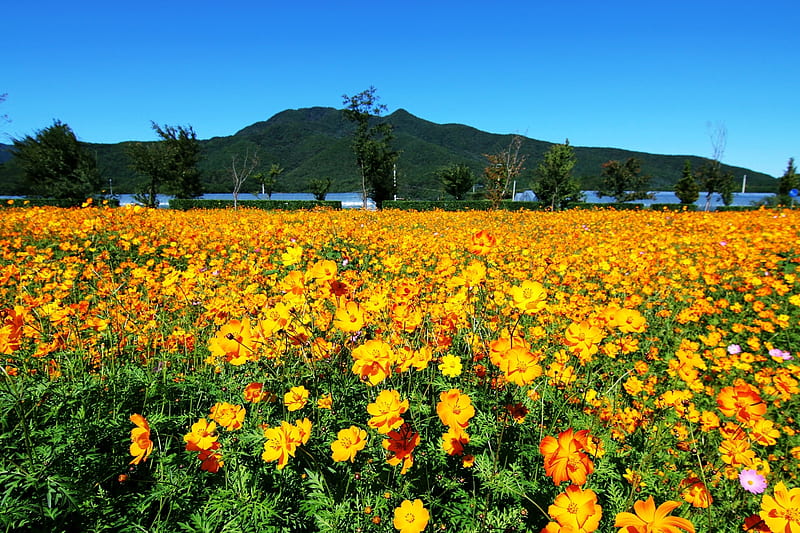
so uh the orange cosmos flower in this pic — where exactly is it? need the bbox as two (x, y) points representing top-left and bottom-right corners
(393, 498), (430, 533)
(367, 389), (409, 434)
(436, 388), (475, 433)
(467, 229), (496, 255)
(208, 319), (253, 366)
(262, 421), (301, 469)
(284, 385), (310, 411)
(383, 422), (420, 474)
(614, 496), (695, 533)
(183, 418), (218, 451)
(351, 339), (395, 386)
(243, 382), (269, 403)
(716, 382), (766, 422)
(539, 429), (594, 486)
(497, 345), (542, 386)
(547, 484), (602, 533)
(681, 478), (713, 508)
(331, 425), (368, 463)
(609, 308), (647, 333)
(317, 392), (333, 409)
(129, 413), (154, 465)
(442, 426), (470, 456)
(197, 442), (223, 473)
(209, 401), (246, 431)
(564, 321), (605, 361)
(509, 280), (547, 314)
(305, 259), (338, 283)
(760, 482), (800, 533)
(333, 300), (365, 332)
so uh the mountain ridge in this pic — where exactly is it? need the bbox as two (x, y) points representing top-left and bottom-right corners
(0, 107), (776, 197)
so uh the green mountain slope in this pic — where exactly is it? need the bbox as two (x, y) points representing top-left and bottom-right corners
(0, 107), (777, 197)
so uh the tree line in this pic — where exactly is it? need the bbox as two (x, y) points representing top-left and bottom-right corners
(4, 89), (798, 209)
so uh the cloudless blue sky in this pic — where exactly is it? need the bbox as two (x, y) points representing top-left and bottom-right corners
(3, 0), (798, 177)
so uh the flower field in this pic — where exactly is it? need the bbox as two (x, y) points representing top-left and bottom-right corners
(1, 204), (799, 532)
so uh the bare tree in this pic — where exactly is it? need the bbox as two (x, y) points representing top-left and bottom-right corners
(231, 149), (260, 208)
(483, 135), (526, 208)
(699, 122), (734, 210)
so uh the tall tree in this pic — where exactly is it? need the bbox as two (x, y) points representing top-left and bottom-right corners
(483, 135), (526, 208)
(776, 158), (798, 206)
(674, 160), (700, 204)
(12, 120), (102, 204)
(531, 140), (582, 210)
(342, 87), (398, 209)
(596, 157), (652, 202)
(438, 163), (475, 200)
(127, 122), (203, 207)
(698, 123), (734, 210)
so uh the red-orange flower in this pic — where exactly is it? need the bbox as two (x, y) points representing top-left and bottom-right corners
(614, 496), (695, 533)
(539, 429), (594, 486)
(382, 422), (420, 474)
(716, 382), (766, 422)
(467, 229), (496, 255)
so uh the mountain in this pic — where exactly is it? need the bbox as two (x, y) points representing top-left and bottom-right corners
(0, 107), (777, 197)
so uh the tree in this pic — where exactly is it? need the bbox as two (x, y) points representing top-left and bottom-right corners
(12, 120), (102, 204)
(697, 122), (734, 210)
(254, 163), (283, 199)
(483, 135), (526, 208)
(231, 149), (260, 208)
(309, 177), (331, 201)
(342, 86), (399, 209)
(0, 93), (9, 128)
(531, 140), (582, 210)
(776, 158), (797, 206)
(438, 163), (474, 200)
(127, 122), (203, 207)
(673, 160), (700, 204)
(596, 157), (653, 202)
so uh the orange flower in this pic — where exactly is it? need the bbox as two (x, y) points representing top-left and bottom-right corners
(317, 392), (333, 409)
(129, 413), (153, 465)
(393, 498), (430, 533)
(208, 319), (253, 366)
(436, 388), (475, 433)
(467, 229), (495, 255)
(209, 401), (246, 431)
(496, 345), (542, 386)
(367, 389), (409, 434)
(382, 422), (420, 474)
(716, 382), (766, 422)
(331, 425), (368, 463)
(243, 382), (269, 403)
(539, 429), (594, 486)
(333, 300), (365, 332)
(760, 481), (800, 533)
(197, 442), (223, 473)
(609, 308), (647, 333)
(183, 418), (218, 451)
(284, 385), (310, 411)
(547, 484), (602, 533)
(262, 421), (301, 469)
(681, 478), (713, 508)
(564, 321), (604, 361)
(351, 339), (395, 386)
(614, 496), (695, 533)
(442, 426), (470, 456)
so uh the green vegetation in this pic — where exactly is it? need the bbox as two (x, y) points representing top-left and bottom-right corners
(0, 107), (779, 198)
(531, 141), (583, 209)
(596, 157), (652, 202)
(674, 160), (700, 204)
(11, 120), (103, 205)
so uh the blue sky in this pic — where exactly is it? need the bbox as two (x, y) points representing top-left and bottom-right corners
(3, 0), (797, 178)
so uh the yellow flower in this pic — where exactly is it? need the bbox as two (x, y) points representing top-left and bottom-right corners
(510, 280), (547, 314)
(760, 481), (800, 533)
(209, 402), (246, 431)
(284, 385), (310, 411)
(333, 300), (365, 333)
(367, 389), (409, 434)
(183, 418), (218, 451)
(393, 499), (430, 533)
(317, 393), (333, 409)
(438, 354), (462, 377)
(331, 425), (368, 462)
(262, 421), (301, 469)
(129, 413), (153, 465)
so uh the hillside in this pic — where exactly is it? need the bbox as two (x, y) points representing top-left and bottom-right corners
(0, 107), (777, 198)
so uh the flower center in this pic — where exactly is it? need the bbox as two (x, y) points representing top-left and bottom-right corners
(567, 502), (579, 514)
(783, 508), (800, 522)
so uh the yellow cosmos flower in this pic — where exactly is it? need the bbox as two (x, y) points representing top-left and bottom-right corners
(331, 425), (368, 462)
(510, 280), (547, 314)
(367, 389), (409, 434)
(393, 499), (430, 533)
(184, 418), (218, 451)
(209, 402), (246, 431)
(284, 385), (310, 411)
(129, 413), (153, 465)
(333, 300), (365, 333)
(438, 354), (462, 377)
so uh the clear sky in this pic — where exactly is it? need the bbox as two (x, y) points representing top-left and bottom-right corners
(3, 0), (797, 177)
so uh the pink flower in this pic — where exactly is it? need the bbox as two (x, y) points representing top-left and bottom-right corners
(768, 348), (793, 361)
(739, 469), (767, 494)
(727, 344), (742, 355)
